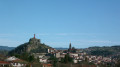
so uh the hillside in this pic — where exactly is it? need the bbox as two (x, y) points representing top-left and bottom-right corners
(0, 46), (15, 55)
(9, 37), (52, 55)
(88, 45), (120, 57)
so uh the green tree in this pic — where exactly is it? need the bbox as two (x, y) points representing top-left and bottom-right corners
(28, 55), (35, 62)
(49, 56), (58, 67)
(61, 53), (73, 63)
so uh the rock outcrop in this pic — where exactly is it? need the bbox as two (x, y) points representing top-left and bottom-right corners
(9, 37), (51, 55)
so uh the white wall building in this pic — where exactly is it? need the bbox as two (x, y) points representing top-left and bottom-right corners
(11, 63), (26, 67)
(6, 56), (18, 61)
(39, 59), (47, 63)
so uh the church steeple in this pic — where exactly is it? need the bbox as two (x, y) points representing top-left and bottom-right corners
(69, 43), (71, 49)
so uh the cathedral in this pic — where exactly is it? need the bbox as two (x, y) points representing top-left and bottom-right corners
(68, 43), (76, 53)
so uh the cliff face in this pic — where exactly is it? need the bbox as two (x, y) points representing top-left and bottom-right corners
(9, 38), (51, 55)
(26, 38), (41, 52)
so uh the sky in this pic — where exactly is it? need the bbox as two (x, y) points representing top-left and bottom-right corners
(0, 0), (120, 48)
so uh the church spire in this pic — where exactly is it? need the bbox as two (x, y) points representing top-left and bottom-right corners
(69, 43), (71, 49)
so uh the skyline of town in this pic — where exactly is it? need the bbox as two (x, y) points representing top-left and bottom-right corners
(0, 0), (120, 67)
(0, 0), (120, 48)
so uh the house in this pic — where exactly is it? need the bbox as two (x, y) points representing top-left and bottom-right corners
(40, 59), (48, 63)
(6, 56), (18, 61)
(54, 52), (60, 58)
(0, 61), (10, 67)
(10, 59), (27, 67)
(69, 53), (78, 58)
(60, 53), (66, 58)
(32, 53), (46, 59)
(42, 64), (53, 67)
(48, 48), (56, 53)
(5, 56), (27, 67)
(39, 56), (50, 63)
(73, 59), (78, 63)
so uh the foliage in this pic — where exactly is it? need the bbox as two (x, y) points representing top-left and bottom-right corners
(14, 52), (35, 63)
(49, 56), (58, 67)
(61, 53), (73, 63)
(89, 46), (120, 57)
(115, 59), (120, 67)
(28, 55), (35, 62)
(0, 50), (8, 55)
(91, 50), (113, 57)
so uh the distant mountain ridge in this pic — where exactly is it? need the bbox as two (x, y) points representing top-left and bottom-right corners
(9, 37), (52, 55)
(54, 48), (68, 50)
(0, 46), (15, 51)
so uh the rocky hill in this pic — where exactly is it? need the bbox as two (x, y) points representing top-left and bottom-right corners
(9, 37), (52, 55)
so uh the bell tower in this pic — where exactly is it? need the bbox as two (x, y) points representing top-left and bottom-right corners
(69, 43), (71, 49)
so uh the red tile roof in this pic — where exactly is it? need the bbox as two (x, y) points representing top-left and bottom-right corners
(0, 61), (10, 64)
(42, 64), (52, 66)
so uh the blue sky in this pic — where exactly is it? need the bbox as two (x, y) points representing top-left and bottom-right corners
(0, 0), (120, 48)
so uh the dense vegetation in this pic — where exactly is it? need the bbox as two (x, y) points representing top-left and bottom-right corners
(14, 52), (35, 62)
(49, 56), (58, 67)
(48, 53), (73, 67)
(88, 46), (120, 57)
(61, 53), (73, 63)
(91, 50), (113, 57)
(0, 50), (8, 55)
(0, 46), (15, 56)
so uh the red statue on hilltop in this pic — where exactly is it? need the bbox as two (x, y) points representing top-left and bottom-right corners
(34, 34), (35, 39)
